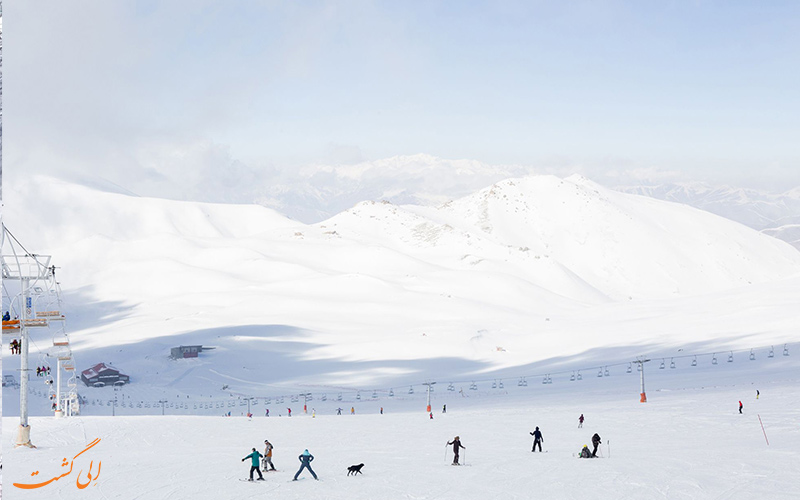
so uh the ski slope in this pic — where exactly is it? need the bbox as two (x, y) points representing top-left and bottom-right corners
(3, 358), (799, 500)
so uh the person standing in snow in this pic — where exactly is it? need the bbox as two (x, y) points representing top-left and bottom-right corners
(591, 433), (601, 457)
(530, 427), (544, 452)
(739, 401), (743, 414)
(293, 449), (318, 481)
(242, 448), (264, 481)
(578, 414), (584, 428)
(756, 390), (760, 400)
(337, 407), (343, 415)
(351, 407), (355, 415)
(288, 407), (292, 417)
(263, 440), (276, 471)
(447, 436), (465, 465)
(443, 404), (447, 414)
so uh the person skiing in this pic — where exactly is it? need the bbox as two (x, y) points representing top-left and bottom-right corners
(265, 408), (269, 417)
(756, 390), (760, 400)
(578, 414), (584, 428)
(447, 436), (465, 465)
(443, 404), (447, 414)
(263, 440), (276, 471)
(336, 407), (343, 415)
(530, 427), (544, 452)
(429, 412), (434, 420)
(591, 433), (601, 457)
(293, 449), (318, 481)
(241, 448), (264, 481)
(351, 407), (355, 415)
(288, 407), (292, 417)
(380, 407), (383, 415)
(739, 401), (743, 414)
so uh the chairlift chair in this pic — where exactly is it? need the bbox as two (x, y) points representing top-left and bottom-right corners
(547, 375), (553, 384)
(356, 391), (361, 401)
(498, 381), (504, 389)
(577, 371), (582, 380)
(712, 353), (718, 365)
(690, 356), (696, 367)
(728, 352), (733, 363)
(448, 383), (455, 391)
(749, 349), (755, 361)
(604, 367), (610, 377)
(597, 369), (603, 378)
(570, 372), (576, 382)
(768, 346), (774, 358)
(469, 382), (478, 390)
(389, 389), (394, 397)
(659, 359), (665, 369)
(321, 394), (327, 401)
(408, 386), (414, 394)
(783, 344), (789, 356)
(372, 390), (378, 398)
(542, 376), (548, 385)
(518, 377), (524, 387)
(627, 363), (632, 374)
(492, 380), (497, 389)
(337, 393), (342, 401)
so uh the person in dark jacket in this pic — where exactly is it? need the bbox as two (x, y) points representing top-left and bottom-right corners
(530, 427), (544, 452)
(293, 449), (318, 480)
(739, 401), (743, 414)
(591, 433), (601, 457)
(578, 414), (584, 428)
(242, 448), (264, 481)
(447, 436), (465, 465)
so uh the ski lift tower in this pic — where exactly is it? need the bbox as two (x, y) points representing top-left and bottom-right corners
(634, 356), (651, 403)
(2, 224), (56, 448)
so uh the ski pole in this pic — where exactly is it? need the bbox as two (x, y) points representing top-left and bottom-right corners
(608, 440), (611, 458)
(444, 443), (448, 463)
(758, 415), (769, 446)
(463, 447), (466, 466)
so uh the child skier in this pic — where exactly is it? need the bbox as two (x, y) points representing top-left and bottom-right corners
(263, 440), (276, 471)
(293, 449), (318, 481)
(241, 448), (264, 481)
(447, 436), (466, 465)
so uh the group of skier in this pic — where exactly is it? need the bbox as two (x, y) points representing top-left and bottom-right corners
(241, 440), (318, 482)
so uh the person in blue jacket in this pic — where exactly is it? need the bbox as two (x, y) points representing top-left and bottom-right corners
(242, 448), (264, 481)
(293, 449), (318, 481)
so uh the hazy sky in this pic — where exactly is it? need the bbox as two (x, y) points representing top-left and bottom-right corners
(4, 0), (800, 200)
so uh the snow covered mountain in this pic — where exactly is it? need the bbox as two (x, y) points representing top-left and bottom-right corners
(3, 174), (800, 401)
(617, 183), (800, 250)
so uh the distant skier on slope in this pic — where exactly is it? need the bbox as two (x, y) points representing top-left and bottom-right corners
(242, 448), (264, 481)
(756, 390), (760, 400)
(443, 404), (446, 414)
(288, 408), (292, 417)
(530, 427), (544, 452)
(292, 449), (318, 481)
(591, 433), (601, 457)
(739, 401), (743, 414)
(447, 436), (466, 465)
(578, 414), (584, 428)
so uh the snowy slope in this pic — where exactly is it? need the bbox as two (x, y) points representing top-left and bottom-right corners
(3, 174), (800, 411)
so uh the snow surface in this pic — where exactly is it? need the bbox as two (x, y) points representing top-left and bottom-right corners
(3, 358), (800, 500)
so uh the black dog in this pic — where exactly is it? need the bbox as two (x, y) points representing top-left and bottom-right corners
(347, 463), (365, 476)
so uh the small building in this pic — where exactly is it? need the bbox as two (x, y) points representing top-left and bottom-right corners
(81, 363), (130, 387)
(170, 345), (204, 359)
(2, 374), (18, 387)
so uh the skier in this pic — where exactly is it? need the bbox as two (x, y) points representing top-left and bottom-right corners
(312, 408), (316, 418)
(380, 407), (383, 414)
(756, 390), (760, 400)
(265, 409), (269, 417)
(443, 404), (447, 414)
(2, 311), (10, 321)
(241, 448), (264, 481)
(579, 445), (592, 458)
(263, 440), (276, 471)
(336, 407), (343, 415)
(288, 408), (292, 417)
(447, 436), (465, 465)
(292, 449), (318, 481)
(351, 407), (355, 415)
(578, 414), (584, 428)
(591, 433), (601, 457)
(739, 401), (743, 414)
(530, 427), (544, 452)
(430, 412), (434, 420)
